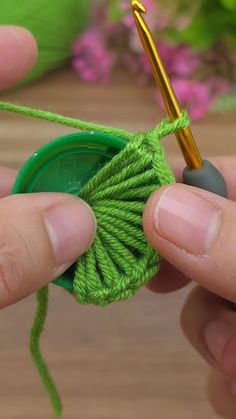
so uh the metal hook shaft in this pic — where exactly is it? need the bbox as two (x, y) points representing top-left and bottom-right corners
(132, 0), (202, 170)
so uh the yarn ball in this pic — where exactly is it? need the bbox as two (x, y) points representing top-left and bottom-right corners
(74, 126), (175, 306)
(0, 0), (91, 84)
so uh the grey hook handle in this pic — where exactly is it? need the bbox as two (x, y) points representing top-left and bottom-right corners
(183, 159), (227, 198)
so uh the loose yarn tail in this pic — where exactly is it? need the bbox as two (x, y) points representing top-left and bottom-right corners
(29, 287), (62, 417)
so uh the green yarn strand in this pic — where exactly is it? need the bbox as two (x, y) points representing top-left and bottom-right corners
(0, 101), (190, 143)
(29, 287), (62, 417)
(0, 101), (134, 142)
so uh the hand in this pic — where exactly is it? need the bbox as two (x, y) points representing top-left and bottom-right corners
(0, 27), (96, 309)
(143, 155), (236, 419)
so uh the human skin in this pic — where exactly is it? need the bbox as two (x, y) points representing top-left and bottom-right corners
(0, 26), (96, 309)
(144, 158), (236, 419)
(1, 24), (236, 419)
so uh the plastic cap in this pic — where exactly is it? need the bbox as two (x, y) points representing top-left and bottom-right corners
(12, 131), (127, 290)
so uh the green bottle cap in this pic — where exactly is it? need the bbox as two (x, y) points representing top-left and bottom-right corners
(12, 131), (127, 290)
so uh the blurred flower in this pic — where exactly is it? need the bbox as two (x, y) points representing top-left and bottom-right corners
(176, 16), (191, 29)
(209, 77), (231, 96)
(122, 52), (140, 74)
(71, 0), (236, 118)
(141, 42), (200, 78)
(173, 45), (201, 76)
(72, 29), (114, 84)
(157, 78), (212, 120)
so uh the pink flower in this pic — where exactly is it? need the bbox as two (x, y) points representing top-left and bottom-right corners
(172, 45), (201, 77)
(157, 78), (213, 120)
(209, 77), (231, 96)
(72, 29), (114, 84)
(122, 52), (140, 74)
(141, 42), (200, 78)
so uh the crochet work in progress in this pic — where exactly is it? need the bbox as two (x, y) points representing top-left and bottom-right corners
(0, 100), (190, 416)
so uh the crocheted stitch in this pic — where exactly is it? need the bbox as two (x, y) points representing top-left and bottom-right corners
(75, 119), (180, 305)
(0, 100), (189, 308)
(0, 100), (190, 417)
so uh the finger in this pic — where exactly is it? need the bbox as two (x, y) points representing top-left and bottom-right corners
(146, 155), (236, 295)
(0, 166), (17, 198)
(170, 155), (236, 201)
(144, 184), (236, 302)
(0, 193), (96, 308)
(147, 260), (190, 293)
(181, 286), (236, 376)
(167, 161), (184, 183)
(208, 370), (236, 419)
(0, 26), (37, 90)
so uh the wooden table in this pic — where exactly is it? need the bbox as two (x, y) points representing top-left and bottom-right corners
(0, 68), (235, 419)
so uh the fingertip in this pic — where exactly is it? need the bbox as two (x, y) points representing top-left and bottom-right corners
(0, 193), (97, 307)
(15, 26), (38, 63)
(0, 25), (38, 90)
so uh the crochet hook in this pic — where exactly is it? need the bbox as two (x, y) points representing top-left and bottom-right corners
(132, 0), (227, 198)
(132, 1), (236, 310)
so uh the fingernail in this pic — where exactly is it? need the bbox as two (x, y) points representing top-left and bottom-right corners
(154, 187), (221, 254)
(204, 320), (233, 362)
(44, 198), (96, 266)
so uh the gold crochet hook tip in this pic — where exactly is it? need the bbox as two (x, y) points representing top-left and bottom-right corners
(132, 1), (202, 170)
(132, 0), (146, 13)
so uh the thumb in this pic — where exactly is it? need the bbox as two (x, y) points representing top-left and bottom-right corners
(144, 184), (236, 302)
(0, 193), (96, 308)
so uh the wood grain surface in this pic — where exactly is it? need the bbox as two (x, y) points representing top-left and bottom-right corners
(0, 68), (235, 419)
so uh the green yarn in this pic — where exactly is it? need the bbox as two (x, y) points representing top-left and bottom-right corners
(30, 287), (62, 417)
(0, 100), (189, 307)
(0, 0), (90, 84)
(0, 101), (135, 141)
(76, 120), (179, 305)
(0, 99), (190, 416)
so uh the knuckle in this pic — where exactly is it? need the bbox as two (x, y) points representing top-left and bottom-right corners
(0, 220), (32, 302)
